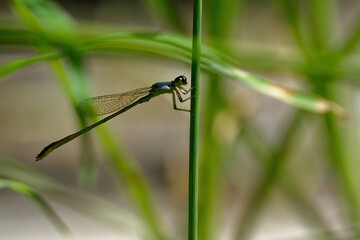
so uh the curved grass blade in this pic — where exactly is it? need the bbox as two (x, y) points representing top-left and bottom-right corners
(5, 5), (165, 234)
(10, 0), (78, 46)
(10, 0), (98, 189)
(82, 33), (346, 117)
(0, 178), (71, 236)
(0, 28), (42, 45)
(0, 29), (346, 117)
(0, 156), (153, 239)
(0, 51), (65, 79)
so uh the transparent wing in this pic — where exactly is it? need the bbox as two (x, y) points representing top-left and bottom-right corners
(77, 86), (152, 116)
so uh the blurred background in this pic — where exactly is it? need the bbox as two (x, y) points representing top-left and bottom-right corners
(1, 0), (360, 239)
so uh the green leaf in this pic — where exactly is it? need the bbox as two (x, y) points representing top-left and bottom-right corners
(83, 32), (346, 117)
(0, 51), (64, 79)
(0, 156), (151, 239)
(0, 29), (345, 117)
(0, 178), (71, 236)
(11, 0), (78, 48)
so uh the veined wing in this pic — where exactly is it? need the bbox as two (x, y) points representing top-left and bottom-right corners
(77, 86), (152, 116)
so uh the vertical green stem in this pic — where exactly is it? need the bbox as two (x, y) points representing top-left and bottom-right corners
(189, 0), (202, 239)
(314, 82), (360, 238)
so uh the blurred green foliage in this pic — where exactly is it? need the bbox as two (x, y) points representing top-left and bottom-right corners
(1, 0), (360, 239)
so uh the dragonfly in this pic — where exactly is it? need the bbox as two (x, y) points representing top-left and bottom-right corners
(36, 75), (192, 161)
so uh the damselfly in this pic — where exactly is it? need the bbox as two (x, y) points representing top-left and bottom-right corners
(36, 75), (192, 161)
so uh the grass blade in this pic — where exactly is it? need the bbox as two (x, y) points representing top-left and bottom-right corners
(0, 29), (345, 117)
(0, 178), (71, 236)
(188, 0), (202, 239)
(10, 0), (97, 189)
(0, 51), (64, 79)
(199, 0), (245, 239)
(10, 0), (166, 235)
(0, 155), (151, 238)
(83, 33), (346, 117)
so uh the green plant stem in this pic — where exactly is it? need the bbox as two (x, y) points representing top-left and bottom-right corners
(198, 76), (224, 240)
(199, 0), (244, 238)
(313, 82), (360, 238)
(189, 0), (202, 239)
(65, 54), (98, 189)
(47, 55), (97, 189)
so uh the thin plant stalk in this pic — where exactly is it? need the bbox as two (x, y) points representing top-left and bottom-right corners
(314, 82), (360, 238)
(199, 0), (244, 239)
(188, 0), (202, 239)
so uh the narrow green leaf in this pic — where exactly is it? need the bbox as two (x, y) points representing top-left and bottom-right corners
(0, 156), (151, 238)
(0, 30), (345, 117)
(82, 33), (345, 116)
(2, 13), (166, 237)
(199, 0), (245, 239)
(10, 0), (98, 190)
(11, 0), (78, 48)
(0, 28), (41, 44)
(0, 178), (71, 236)
(0, 51), (64, 79)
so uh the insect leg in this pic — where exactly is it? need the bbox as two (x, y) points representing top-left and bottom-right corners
(172, 91), (190, 112)
(178, 86), (195, 94)
(174, 88), (194, 103)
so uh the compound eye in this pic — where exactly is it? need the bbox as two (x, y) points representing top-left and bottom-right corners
(181, 76), (187, 84)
